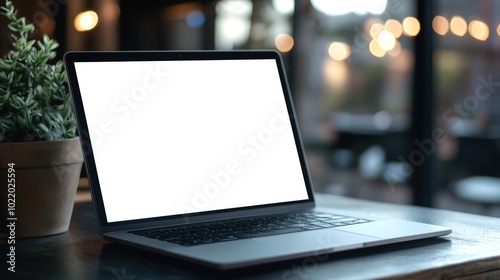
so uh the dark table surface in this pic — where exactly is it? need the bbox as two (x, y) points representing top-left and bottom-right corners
(2, 193), (500, 280)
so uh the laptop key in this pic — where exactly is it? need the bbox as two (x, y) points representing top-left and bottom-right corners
(309, 222), (334, 228)
(130, 212), (373, 246)
(332, 218), (359, 223)
(288, 223), (311, 228)
(301, 225), (322, 230)
(328, 222), (346, 227)
(235, 227), (305, 239)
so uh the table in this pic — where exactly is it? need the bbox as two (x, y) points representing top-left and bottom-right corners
(2, 193), (500, 279)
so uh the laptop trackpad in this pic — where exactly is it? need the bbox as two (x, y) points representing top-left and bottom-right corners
(255, 229), (380, 253)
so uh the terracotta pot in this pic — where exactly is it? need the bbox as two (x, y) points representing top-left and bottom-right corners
(0, 137), (83, 237)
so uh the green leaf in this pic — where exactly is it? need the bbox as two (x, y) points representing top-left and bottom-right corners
(0, 0), (77, 142)
(38, 123), (50, 133)
(0, 90), (10, 107)
(15, 114), (29, 129)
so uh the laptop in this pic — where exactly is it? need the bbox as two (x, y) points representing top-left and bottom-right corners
(64, 50), (451, 270)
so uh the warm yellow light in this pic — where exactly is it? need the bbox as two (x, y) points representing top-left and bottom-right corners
(450, 16), (467, 36)
(102, 2), (120, 20)
(433, 15), (449, 36)
(364, 18), (382, 36)
(377, 30), (396, 51)
(369, 39), (386, 57)
(497, 24), (500, 37)
(323, 58), (348, 92)
(385, 19), (402, 38)
(387, 40), (401, 57)
(74, 11), (99, 32)
(370, 22), (385, 38)
(402, 17), (420, 36)
(328, 42), (350, 61)
(274, 34), (294, 52)
(469, 20), (489, 41)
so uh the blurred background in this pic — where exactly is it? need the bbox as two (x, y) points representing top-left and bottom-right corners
(2, 0), (500, 217)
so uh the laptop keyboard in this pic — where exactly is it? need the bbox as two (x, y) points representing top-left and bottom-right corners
(131, 212), (372, 246)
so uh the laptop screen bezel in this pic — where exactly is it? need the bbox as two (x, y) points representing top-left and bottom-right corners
(64, 50), (316, 232)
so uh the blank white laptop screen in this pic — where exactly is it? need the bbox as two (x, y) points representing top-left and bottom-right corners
(74, 59), (309, 222)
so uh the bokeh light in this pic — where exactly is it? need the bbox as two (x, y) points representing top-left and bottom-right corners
(387, 40), (401, 57)
(402, 17), (420, 36)
(328, 42), (351, 61)
(272, 0), (294, 15)
(385, 19), (403, 38)
(377, 30), (396, 51)
(432, 15), (449, 36)
(275, 34), (294, 52)
(364, 18), (382, 36)
(370, 22), (385, 38)
(311, 0), (387, 16)
(450, 16), (467, 36)
(74, 11), (99, 32)
(369, 39), (386, 57)
(186, 10), (205, 28)
(469, 20), (489, 41)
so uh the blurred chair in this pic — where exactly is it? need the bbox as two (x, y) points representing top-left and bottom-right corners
(450, 136), (500, 214)
(454, 176), (500, 213)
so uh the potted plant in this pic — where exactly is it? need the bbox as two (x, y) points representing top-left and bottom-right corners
(0, 0), (83, 237)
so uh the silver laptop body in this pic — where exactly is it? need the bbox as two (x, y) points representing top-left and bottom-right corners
(64, 50), (451, 270)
